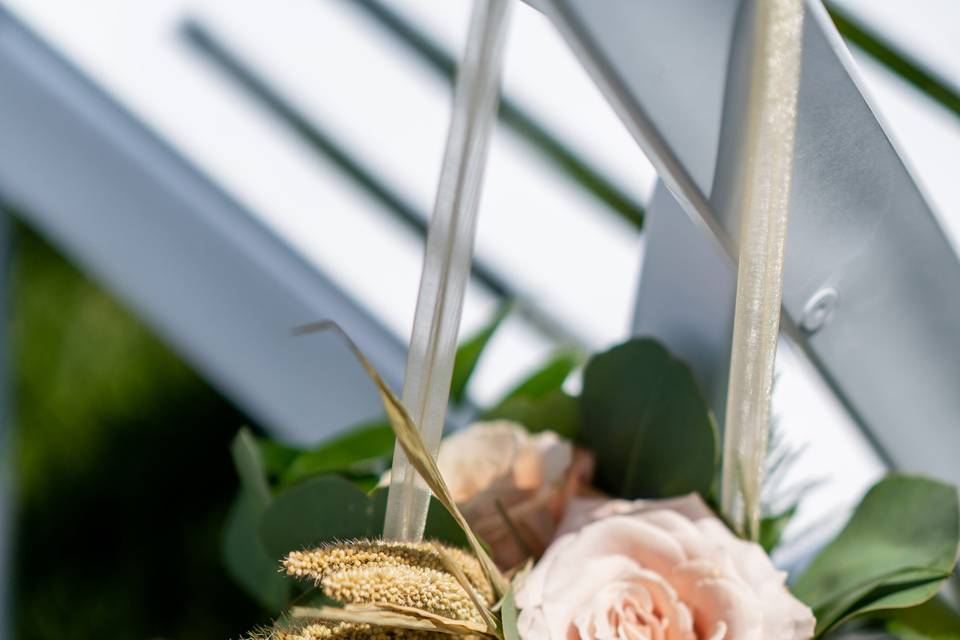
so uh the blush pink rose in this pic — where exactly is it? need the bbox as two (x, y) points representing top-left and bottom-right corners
(435, 420), (593, 569)
(515, 494), (815, 640)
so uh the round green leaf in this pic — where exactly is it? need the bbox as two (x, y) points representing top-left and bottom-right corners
(792, 474), (960, 636)
(259, 475), (378, 559)
(260, 476), (472, 562)
(579, 338), (717, 499)
(887, 598), (960, 640)
(222, 492), (290, 611)
(230, 428), (271, 507)
(486, 390), (580, 439)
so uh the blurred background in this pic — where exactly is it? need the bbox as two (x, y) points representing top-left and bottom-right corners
(1, 0), (958, 638)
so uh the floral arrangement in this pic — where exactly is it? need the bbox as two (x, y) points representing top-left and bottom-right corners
(217, 2), (957, 638)
(224, 313), (960, 640)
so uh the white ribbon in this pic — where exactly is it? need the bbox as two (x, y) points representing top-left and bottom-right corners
(721, 0), (805, 540)
(383, 0), (512, 542)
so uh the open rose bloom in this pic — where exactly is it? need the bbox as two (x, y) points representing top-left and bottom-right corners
(516, 495), (815, 640)
(434, 420), (593, 569)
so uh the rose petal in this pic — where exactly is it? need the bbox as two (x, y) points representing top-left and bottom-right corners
(414, 421), (589, 569)
(519, 498), (815, 640)
(556, 494), (714, 539)
(669, 559), (762, 640)
(556, 516), (688, 577)
(538, 555), (645, 640)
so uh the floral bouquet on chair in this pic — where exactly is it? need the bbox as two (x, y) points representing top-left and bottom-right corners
(226, 315), (960, 640)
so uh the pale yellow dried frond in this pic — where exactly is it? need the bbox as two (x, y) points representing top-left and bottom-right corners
(291, 604), (488, 636)
(265, 620), (443, 640)
(283, 540), (493, 608)
(323, 564), (483, 623)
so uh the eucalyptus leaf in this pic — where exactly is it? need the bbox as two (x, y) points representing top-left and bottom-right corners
(579, 338), (717, 499)
(485, 350), (581, 438)
(887, 597), (960, 640)
(759, 504), (797, 553)
(259, 475), (380, 560)
(225, 429), (291, 610)
(257, 438), (301, 478)
(423, 499), (471, 548)
(500, 351), (580, 402)
(231, 427), (271, 506)
(810, 567), (948, 637)
(450, 304), (510, 405)
(500, 587), (520, 640)
(222, 492), (290, 611)
(842, 572), (949, 630)
(259, 476), (471, 562)
(792, 475), (960, 636)
(280, 422), (394, 487)
(346, 473), (383, 493)
(485, 390), (580, 439)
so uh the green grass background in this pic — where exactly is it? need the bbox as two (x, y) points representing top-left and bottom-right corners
(11, 222), (267, 639)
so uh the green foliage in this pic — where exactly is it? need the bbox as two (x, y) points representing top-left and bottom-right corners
(792, 475), (960, 636)
(486, 390), (580, 439)
(13, 224), (260, 639)
(484, 351), (581, 438)
(500, 351), (579, 402)
(416, 492), (470, 549)
(257, 477), (467, 560)
(223, 430), (291, 610)
(227, 422), (401, 605)
(450, 303), (511, 405)
(260, 475), (383, 559)
(278, 422), (394, 488)
(216, 303), (528, 605)
(316, 321), (508, 597)
(232, 428), (272, 505)
(579, 338), (718, 499)
(223, 492), (291, 611)
(256, 438), (301, 479)
(759, 504), (797, 553)
(13, 225), (196, 506)
(886, 598), (960, 639)
(500, 587), (520, 640)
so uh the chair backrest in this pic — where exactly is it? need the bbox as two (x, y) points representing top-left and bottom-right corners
(528, 0), (960, 485)
(0, 6), (404, 444)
